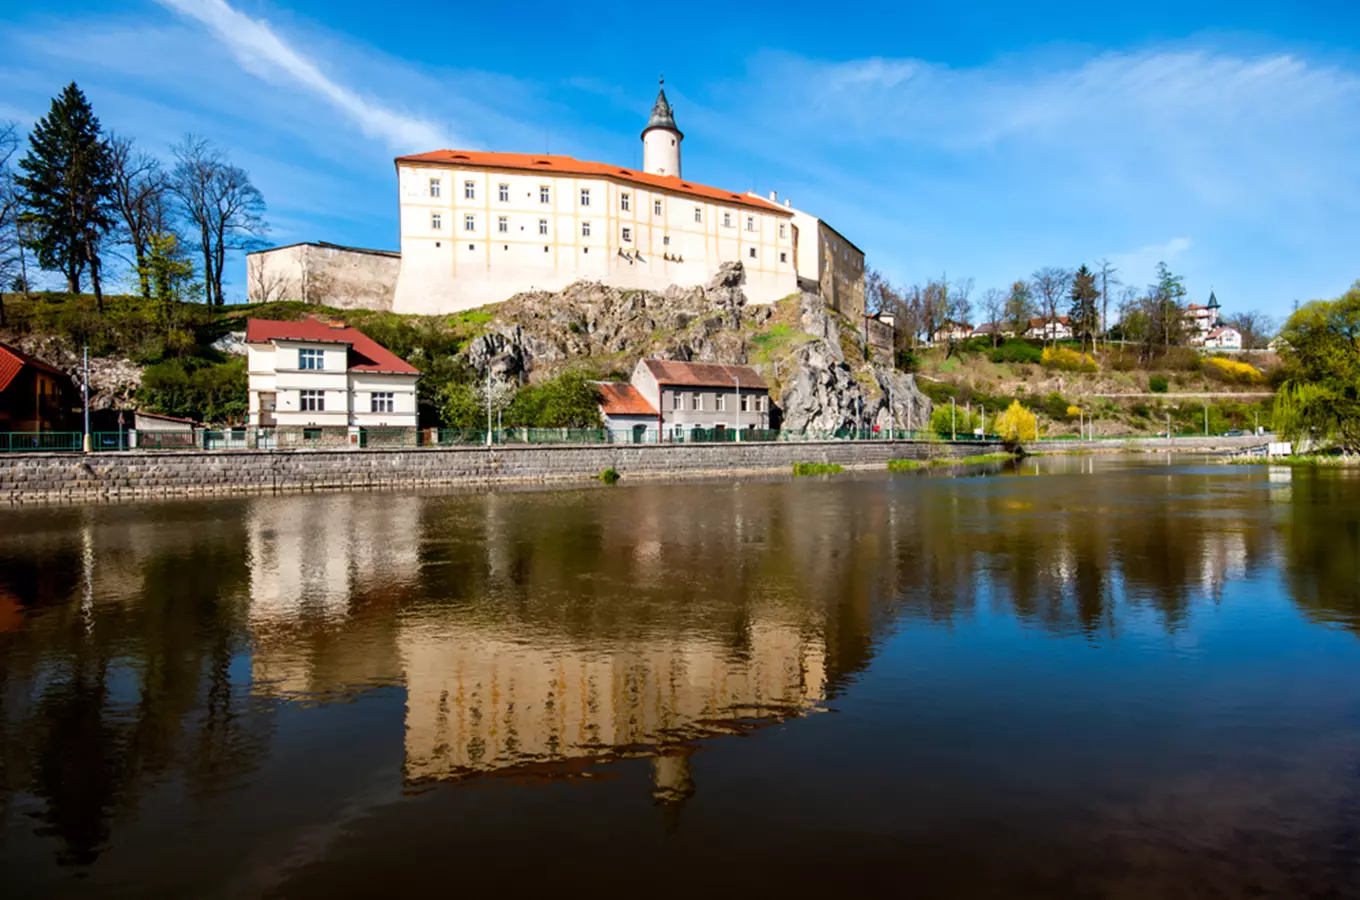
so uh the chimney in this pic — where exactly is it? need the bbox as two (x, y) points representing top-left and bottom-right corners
(784, 198), (791, 208)
(768, 190), (777, 202)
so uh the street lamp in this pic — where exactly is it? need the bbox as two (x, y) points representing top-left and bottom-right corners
(733, 375), (741, 442)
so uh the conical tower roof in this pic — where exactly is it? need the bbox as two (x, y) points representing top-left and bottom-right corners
(1207, 290), (1220, 309)
(642, 78), (682, 139)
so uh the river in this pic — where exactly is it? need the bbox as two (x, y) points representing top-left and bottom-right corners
(1, 455), (1358, 897)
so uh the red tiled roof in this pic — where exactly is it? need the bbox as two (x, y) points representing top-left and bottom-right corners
(396, 150), (792, 216)
(641, 359), (766, 390)
(244, 319), (420, 375)
(0, 342), (68, 394)
(1028, 316), (1072, 327)
(1206, 326), (1239, 339)
(597, 383), (657, 417)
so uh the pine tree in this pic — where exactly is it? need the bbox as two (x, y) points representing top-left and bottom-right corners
(1068, 265), (1101, 352)
(16, 83), (115, 309)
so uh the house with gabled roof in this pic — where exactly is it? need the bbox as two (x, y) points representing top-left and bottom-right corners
(245, 318), (420, 435)
(0, 342), (77, 434)
(630, 358), (770, 440)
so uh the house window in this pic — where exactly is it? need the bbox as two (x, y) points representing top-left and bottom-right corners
(749, 247), (757, 259)
(621, 227), (632, 242)
(722, 212), (731, 227)
(580, 188), (590, 207)
(464, 214), (475, 231)
(464, 181), (475, 200)
(715, 394), (726, 412)
(298, 348), (324, 371)
(498, 183), (509, 202)
(779, 223), (786, 238)
(581, 221), (591, 237)
(540, 185), (551, 203)
(671, 391), (681, 410)
(429, 178), (441, 197)
(691, 393), (702, 411)
(621, 192), (631, 212)
(299, 390), (325, 412)
(371, 392), (395, 414)
(757, 396), (766, 412)
(431, 212), (442, 230)
(654, 199), (662, 216)
(741, 394), (750, 412)
(538, 218), (548, 236)
(694, 207), (702, 223)
(746, 216), (755, 232)
(498, 216), (508, 233)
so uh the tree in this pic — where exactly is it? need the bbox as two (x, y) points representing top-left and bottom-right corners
(1271, 283), (1360, 453)
(170, 135), (267, 306)
(980, 287), (1006, 348)
(0, 121), (22, 326)
(1031, 267), (1073, 345)
(1223, 309), (1276, 350)
(1096, 258), (1120, 350)
(865, 268), (893, 316)
(1068, 265), (1101, 353)
(1151, 261), (1187, 349)
(108, 134), (172, 299)
(995, 400), (1039, 445)
(1004, 280), (1034, 337)
(16, 83), (116, 309)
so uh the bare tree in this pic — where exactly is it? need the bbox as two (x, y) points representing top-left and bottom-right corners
(0, 122), (23, 325)
(1224, 310), (1277, 350)
(109, 134), (173, 299)
(1096, 258), (1120, 350)
(1031, 266), (1073, 345)
(171, 135), (267, 306)
(980, 287), (1006, 348)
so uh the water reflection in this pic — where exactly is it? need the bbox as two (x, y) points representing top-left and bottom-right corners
(1, 458), (1359, 895)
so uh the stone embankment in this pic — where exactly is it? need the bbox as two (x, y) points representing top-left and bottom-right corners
(2, 439), (1006, 504)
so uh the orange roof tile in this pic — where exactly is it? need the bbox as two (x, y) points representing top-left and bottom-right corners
(244, 319), (420, 375)
(597, 383), (657, 417)
(641, 359), (766, 390)
(396, 150), (792, 216)
(0, 342), (68, 394)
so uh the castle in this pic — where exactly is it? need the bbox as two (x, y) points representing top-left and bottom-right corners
(248, 81), (865, 319)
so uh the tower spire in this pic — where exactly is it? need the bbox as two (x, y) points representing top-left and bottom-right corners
(641, 77), (683, 177)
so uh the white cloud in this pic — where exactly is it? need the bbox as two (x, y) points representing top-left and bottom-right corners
(154, 0), (452, 152)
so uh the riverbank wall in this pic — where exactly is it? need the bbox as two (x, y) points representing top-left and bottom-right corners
(0, 435), (1269, 504)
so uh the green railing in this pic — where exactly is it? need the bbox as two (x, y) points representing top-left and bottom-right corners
(0, 431), (83, 452)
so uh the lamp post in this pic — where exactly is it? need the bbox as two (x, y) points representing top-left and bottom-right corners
(733, 376), (741, 442)
(951, 397), (956, 441)
(485, 365), (492, 447)
(82, 346), (91, 453)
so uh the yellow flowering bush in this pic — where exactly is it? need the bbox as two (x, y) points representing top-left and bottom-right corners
(1041, 347), (1098, 372)
(1204, 356), (1264, 385)
(996, 400), (1039, 444)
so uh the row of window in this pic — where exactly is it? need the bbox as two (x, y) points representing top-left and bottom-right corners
(430, 214), (788, 261)
(297, 390), (395, 414)
(668, 392), (766, 413)
(426, 179), (787, 236)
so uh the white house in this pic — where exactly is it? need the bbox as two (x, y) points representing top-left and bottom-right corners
(932, 321), (974, 343)
(245, 318), (420, 439)
(1185, 292), (1222, 345)
(1025, 316), (1074, 341)
(597, 381), (659, 442)
(1203, 326), (1243, 350)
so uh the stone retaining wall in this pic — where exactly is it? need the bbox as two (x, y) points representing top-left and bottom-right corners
(0, 439), (1006, 504)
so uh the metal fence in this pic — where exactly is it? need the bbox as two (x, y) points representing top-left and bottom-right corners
(0, 432), (84, 452)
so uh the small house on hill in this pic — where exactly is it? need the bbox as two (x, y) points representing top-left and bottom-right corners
(1025, 316), (1073, 341)
(630, 358), (769, 441)
(932, 321), (974, 343)
(0, 342), (77, 434)
(1203, 326), (1243, 350)
(597, 382), (659, 441)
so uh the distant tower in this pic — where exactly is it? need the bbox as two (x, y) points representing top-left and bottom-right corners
(642, 77), (682, 177)
(1207, 290), (1221, 327)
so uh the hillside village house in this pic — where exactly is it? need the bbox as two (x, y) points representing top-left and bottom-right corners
(932, 321), (974, 343)
(597, 381), (659, 441)
(0, 342), (76, 435)
(612, 358), (770, 440)
(247, 81), (863, 321)
(1202, 326), (1244, 350)
(1185, 292), (1222, 344)
(1025, 316), (1074, 341)
(245, 319), (420, 442)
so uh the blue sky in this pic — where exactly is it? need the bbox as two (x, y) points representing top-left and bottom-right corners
(3, 0), (1359, 318)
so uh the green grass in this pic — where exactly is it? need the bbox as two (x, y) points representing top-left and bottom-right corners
(1226, 455), (1359, 467)
(889, 453), (1015, 472)
(598, 467), (621, 484)
(887, 459), (924, 471)
(793, 462), (843, 476)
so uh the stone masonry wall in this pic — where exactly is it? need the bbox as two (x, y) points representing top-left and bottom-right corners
(0, 439), (1005, 504)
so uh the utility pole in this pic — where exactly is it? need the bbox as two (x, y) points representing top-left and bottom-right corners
(951, 397), (956, 441)
(733, 376), (741, 442)
(82, 346), (91, 453)
(1204, 404), (1208, 437)
(485, 366), (492, 447)
(889, 377), (895, 439)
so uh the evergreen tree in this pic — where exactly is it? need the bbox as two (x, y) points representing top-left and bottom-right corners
(17, 83), (115, 309)
(1068, 264), (1101, 352)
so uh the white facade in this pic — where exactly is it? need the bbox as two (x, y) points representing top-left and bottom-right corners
(247, 338), (418, 430)
(1203, 327), (1243, 350)
(1025, 317), (1074, 341)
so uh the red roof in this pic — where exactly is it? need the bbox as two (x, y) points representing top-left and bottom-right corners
(0, 342), (68, 394)
(1028, 316), (1072, 327)
(597, 383), (657, 417)
(244, 319), (420, 375)
(1206, 326), (1239, 340)
(641, 359), (766, 390)
(396, 150), (791, 216)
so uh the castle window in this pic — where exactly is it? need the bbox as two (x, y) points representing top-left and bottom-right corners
(746, 216), (755, 232)
(467, 244), (474, 250)
(654, 200), (662, 216)
(540, 185), (551, 204)
(538, 218), (548, 236)
(498, 216), (508, 233)
(498, 183), (509, 202)
(582, 221), (591, 237)
(663, 235), (669, 246)
(779, 223), (786, 238)
(780, 252), (787, 263)
(621, 193), (631, 212)
(431, 212), (442, 230)
(694, 207), (702, 223)
(464, 181), (475, 200)
(621, 227), (632, 242)
(722, 212), (731, 227)
(464, 214), (475, 231)
(580, 188), (590, 207)
(749, 247), (757, 259)
(429, 178), (441, 197)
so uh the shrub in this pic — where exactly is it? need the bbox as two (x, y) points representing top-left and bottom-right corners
(598, 468), (620, 484)
(1203, 356), (1265, 385)
(1066, 405), (1082, 420)
(506, 372), (603, 428)
(887, 459), (923, 471)
(1158, 347), (1201, 372)
(1041, 346), (1098, 373)
(1149, 375), (1169, 393)
(1043, 392), (1070, 420)
(1108, 351), (1137, 372)
(136, 357), (247, 424)
(995, 400), (1039, 444)
(929, 404), (982, 438)
(989, 340), (1043, 365)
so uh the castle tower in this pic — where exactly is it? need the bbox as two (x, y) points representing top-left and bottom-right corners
(641, 78), (683, 178)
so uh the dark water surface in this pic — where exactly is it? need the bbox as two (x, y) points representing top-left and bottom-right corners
(3, 456), (1360, 898)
